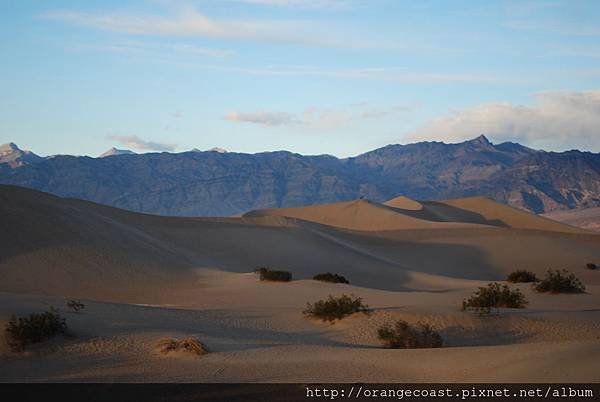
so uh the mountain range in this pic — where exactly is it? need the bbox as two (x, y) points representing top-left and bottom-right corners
(0, 142), (43, 168)
(99, 147), (137, 158)
(1, 135), (598, 216)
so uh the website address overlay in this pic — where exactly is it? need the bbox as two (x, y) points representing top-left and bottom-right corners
(1, 384), (599, 402)
(306, 385), (595, 400)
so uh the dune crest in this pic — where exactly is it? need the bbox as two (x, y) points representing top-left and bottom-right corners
(1, 185), (600, 383)
(383, 195), (423, 211)
(245, 199), (448, 231)
(436, 196), (587, 233)
(246, 196), (587, 234)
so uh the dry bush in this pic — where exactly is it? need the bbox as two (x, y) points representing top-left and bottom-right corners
(533, 269), (585, 294)
(506, 270), (538, 283)
(67, 300), (85, 313)
(377, 320), (443, 349)
(303, 294), (370, 322)
(462, 283), (528, 315)
(5, 307), (67, 352)
(156, 337), (208, 356)
(255, 267), (292, 282)
(312, 272), (349, 284)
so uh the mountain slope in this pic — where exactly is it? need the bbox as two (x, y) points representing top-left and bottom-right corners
(478, 151), (600, 213)
(0, 143), (43, 168)
(0, 137), (598, 216)
(99, 147), (136, 157)
(543, 206), (600, 232)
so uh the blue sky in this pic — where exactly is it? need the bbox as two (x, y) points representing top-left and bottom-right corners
(1, 0), (599, 157)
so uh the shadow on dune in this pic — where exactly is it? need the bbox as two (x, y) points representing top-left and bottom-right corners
(416, 201), (508, 227)
(0, 185), (504, 300)
(59, 302), (541, 353)
(440, 324), (531, 347)
(301, 224), (505, 284)
(0, 185), (70, 264)
(3, 185), (598, 302)
(63, 304), (367, 352)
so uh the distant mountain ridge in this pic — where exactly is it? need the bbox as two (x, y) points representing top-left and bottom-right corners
(0, 135), (598, 216)
(0, 142), (43, 168)
(99, 147), (136, 158)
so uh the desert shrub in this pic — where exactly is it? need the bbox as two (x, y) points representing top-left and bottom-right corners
(157, 337), (208, 356)
(5, 307), (67, 352)
(377, 320), (443, 349)
(67, 300), (85, 313)
(586, 263), (597, 270)
(255, 267), (292, 282)
(312, 272), (349, 284)
(462, 283), (528, 314)
(506, 270), (538, 283)
(533, 269), (585, 294)
(303, 294), (370, 322)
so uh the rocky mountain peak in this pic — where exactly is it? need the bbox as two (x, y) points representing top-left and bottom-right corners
(99, 148), (136, 158)
(466, 134), (492, 147)
(0, 136), (597, 215)
(0, 143), (42, 168)
(0, 142), (20, 154)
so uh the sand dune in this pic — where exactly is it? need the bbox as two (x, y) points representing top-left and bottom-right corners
(383, 195), (424, 210)
(1, 183), (599, 298)
(1, 185), (599, 382)
(543, 206), (600, 232)
(247, 196), (587, 234)
(438, 196), (586, 233)
(244, 198), (502, 231)
(245, 199), (447, 231)
(1, 284), (599, 382)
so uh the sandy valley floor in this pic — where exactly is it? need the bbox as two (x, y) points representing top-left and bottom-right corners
(1, 185), (599, 382)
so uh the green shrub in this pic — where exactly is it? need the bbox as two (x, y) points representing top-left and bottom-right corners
(377, 320), (443, 349)
(586, 263), (597, 270)
(313, 272), (349, 284)
(67, 300), (85, 313)
(533, 269), (585, 294)
(506, 270), (538, 283)
(462, 283), (528, 314)
(303, 294), (370, 322)
(5, 307), (67, 352)
(255, 267), (292, 282)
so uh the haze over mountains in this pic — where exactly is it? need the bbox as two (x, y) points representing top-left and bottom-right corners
(1, 135), (598, 216)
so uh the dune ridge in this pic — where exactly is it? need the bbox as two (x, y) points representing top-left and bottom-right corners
(247, 195), (587, 234)
(1, 184), (599, 383)
(543, 206), (600, 232)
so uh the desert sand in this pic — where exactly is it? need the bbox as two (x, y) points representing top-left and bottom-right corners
(544, 207), (600, 232)
(1, 185), (599, 382)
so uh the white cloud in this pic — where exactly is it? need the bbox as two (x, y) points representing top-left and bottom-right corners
(224, 111), (298, 126)
(225, 104), (406, 129)
(108, 135), (177, 151)
(408, 90), (600, 151)
(76, 40), (232, 58)
(42, 6), (390, 49)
